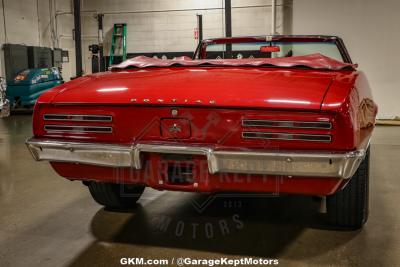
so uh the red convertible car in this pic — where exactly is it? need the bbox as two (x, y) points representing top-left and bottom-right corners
(26, 35), (377, 229)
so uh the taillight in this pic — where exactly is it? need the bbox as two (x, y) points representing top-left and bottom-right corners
(42, 113), (113, 134)
(43, 114), (112, 122)
(242, 119), (332, 129)
(241, 119), (332, 143)
(44, 125), (112, 133)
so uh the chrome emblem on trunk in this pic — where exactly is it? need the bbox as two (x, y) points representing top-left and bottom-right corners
(169, 123), (182, 133)
(171, 109), (178, 116)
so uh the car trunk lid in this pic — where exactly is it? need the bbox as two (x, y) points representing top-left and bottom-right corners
(51, 67), (336, 111)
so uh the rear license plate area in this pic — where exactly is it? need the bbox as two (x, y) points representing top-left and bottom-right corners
(167, 163), (194, 185)
(160, 154), (195, 185)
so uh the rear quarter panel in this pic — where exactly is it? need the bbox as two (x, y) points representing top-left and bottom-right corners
(322, 70), (377, 150)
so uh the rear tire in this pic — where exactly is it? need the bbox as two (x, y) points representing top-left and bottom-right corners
(326, 148), (370, 229)
(88, 182), (145, 209)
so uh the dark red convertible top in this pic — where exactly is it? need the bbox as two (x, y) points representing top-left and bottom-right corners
(111, 53), (357, 71)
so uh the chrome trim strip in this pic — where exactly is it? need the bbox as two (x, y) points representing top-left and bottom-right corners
(44, 125), (113, 133)
(43, 114), (113, 122)
(242, 131), (332, 142)
(26, 138), (369, 179)
(242, 119), (332, 129)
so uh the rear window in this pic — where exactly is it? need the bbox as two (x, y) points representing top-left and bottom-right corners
(204, 41), (343, 61)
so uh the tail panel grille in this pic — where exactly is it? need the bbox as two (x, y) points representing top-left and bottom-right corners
(43, 114), (112, 122)
(242, 119), (331, 129)
(44, 125), (113, 133)
(242, 119), (332, 143)
(242, 132), (331, 142)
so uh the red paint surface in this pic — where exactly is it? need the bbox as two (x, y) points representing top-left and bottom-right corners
(32, 48), (377, 196)
(43, 67), (343, 111)
(34, 106), (355, 151)
(51, 161), (343, 196)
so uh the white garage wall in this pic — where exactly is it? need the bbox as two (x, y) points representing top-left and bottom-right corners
(0, 0), (41, 46)
(0, 0), (74, 80)
(0, 0), (293, 81)
(0, 0), (42, 77)
(0, 0), (91, 82)
(292, 0), (400, 118)
(53, 0), (81, 82)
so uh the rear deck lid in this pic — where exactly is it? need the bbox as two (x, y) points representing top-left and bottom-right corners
(51, 66), (338, 111)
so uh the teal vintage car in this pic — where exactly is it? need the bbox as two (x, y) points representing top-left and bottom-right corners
(6, 67), (63, 109)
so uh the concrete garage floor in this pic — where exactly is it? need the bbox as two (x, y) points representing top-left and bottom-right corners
(0, 115), (399, 267)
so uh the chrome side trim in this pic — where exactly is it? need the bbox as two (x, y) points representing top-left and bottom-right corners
(242, 119), (332, 129)
(242, 131), (332, 142)
(26, 138), (369, 179)
(43, 114), (113, 122)
(44, 125), (113, 133)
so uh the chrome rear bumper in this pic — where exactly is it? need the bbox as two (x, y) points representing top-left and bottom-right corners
(26, 138), (369, 179)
